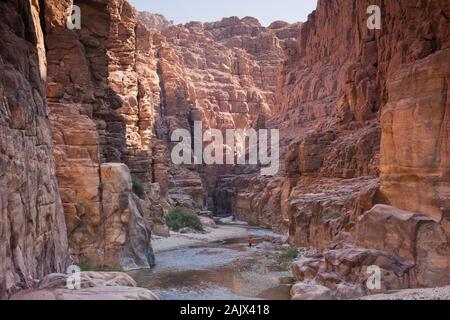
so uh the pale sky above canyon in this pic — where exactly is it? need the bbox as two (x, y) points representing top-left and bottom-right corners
(129, 0), (318, 26)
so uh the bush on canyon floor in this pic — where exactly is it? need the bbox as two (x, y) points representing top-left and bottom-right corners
(166, 207), (203, 232)
(131, 175), (145, 198)
(278, 246), (299, 270)
(78, 259), (122, 272)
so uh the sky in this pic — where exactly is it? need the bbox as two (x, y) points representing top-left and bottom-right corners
(129, 0), (318, 27)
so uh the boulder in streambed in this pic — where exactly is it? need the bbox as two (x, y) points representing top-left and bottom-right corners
(10, 272), (159, 300)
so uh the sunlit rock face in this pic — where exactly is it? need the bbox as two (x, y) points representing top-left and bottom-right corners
(139, 13), (301, 212)
(43, 0), (159, 269)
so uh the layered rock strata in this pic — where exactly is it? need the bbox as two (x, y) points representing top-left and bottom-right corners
(140, 15), (301, 212)
(43, 0), (160, 269)
(0, 0), (68, 298)
(276, 0), (450, 294)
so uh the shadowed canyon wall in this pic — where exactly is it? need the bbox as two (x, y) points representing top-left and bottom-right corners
(0, 0), (68, 298)
(138, 0), (450, 291)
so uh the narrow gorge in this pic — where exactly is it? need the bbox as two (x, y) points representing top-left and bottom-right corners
(0, 0), (449, 300)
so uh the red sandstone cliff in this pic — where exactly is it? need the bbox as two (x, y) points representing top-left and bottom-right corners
(140, 15), (300, 213)
(1, 0), (161, 297)
(0, 0), (68, 298)
(44, 0), (159, 270)
(267, 0), (449, 296)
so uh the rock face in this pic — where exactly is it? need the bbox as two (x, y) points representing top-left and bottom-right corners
(140, 14), (301, 213)
(0, 0), (68, 298)
(11, 271), (159, 300)
(278, 0), (450, 295)
(255, 0), (449, 243)
(380, 48), (450, 221)
(291, 247), (416, 299)
(101, 164), (154, 270)
(44, 0), (159, 269)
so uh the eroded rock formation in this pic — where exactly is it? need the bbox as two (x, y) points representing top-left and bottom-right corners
(139, 14), (301, 213)
(274, 0), (450, 295)
(43, 0), (158, 270)
(0, 0), (68, 298)
(11, 271), (159, 300)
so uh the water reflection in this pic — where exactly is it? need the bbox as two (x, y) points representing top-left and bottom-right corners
(129, 236), (293, 300)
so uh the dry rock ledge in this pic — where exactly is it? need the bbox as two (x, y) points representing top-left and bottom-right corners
(360, 286), (450, 301)
(10, 272), (159, 300)
(152, 224), (248, 253)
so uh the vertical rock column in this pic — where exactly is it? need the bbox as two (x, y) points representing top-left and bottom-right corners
(45, 0), (157, 268)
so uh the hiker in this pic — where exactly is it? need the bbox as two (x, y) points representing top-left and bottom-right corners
(247, 236), (254, 248)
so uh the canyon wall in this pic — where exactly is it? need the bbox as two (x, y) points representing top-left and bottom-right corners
(1, 0), (164, 298)
(0, 0), (68, 298)
(44, 0), (159, 269)
(275, 0), (450, 292)
(139, 14), (301, 213)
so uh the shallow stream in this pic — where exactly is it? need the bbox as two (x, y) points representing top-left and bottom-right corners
(129, 227), (294, 300)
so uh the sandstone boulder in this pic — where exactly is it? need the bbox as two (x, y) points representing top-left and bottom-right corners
(291, 282), (336, 300)
(100, 163), (155, 270)
(11, 272), (159, 300)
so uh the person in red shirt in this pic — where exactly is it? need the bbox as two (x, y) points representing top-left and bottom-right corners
(247, 236), (254, 248)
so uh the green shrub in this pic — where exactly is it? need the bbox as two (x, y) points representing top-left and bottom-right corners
(78, 259), (122, 272)
(321, 211), (341, 223)
(166, 207), (203, 232)
(131, 175), (145, 198)
(278, 246), (299, 270)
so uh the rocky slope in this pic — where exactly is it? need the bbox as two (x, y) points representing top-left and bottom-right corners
(226, 0), (449, 240)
